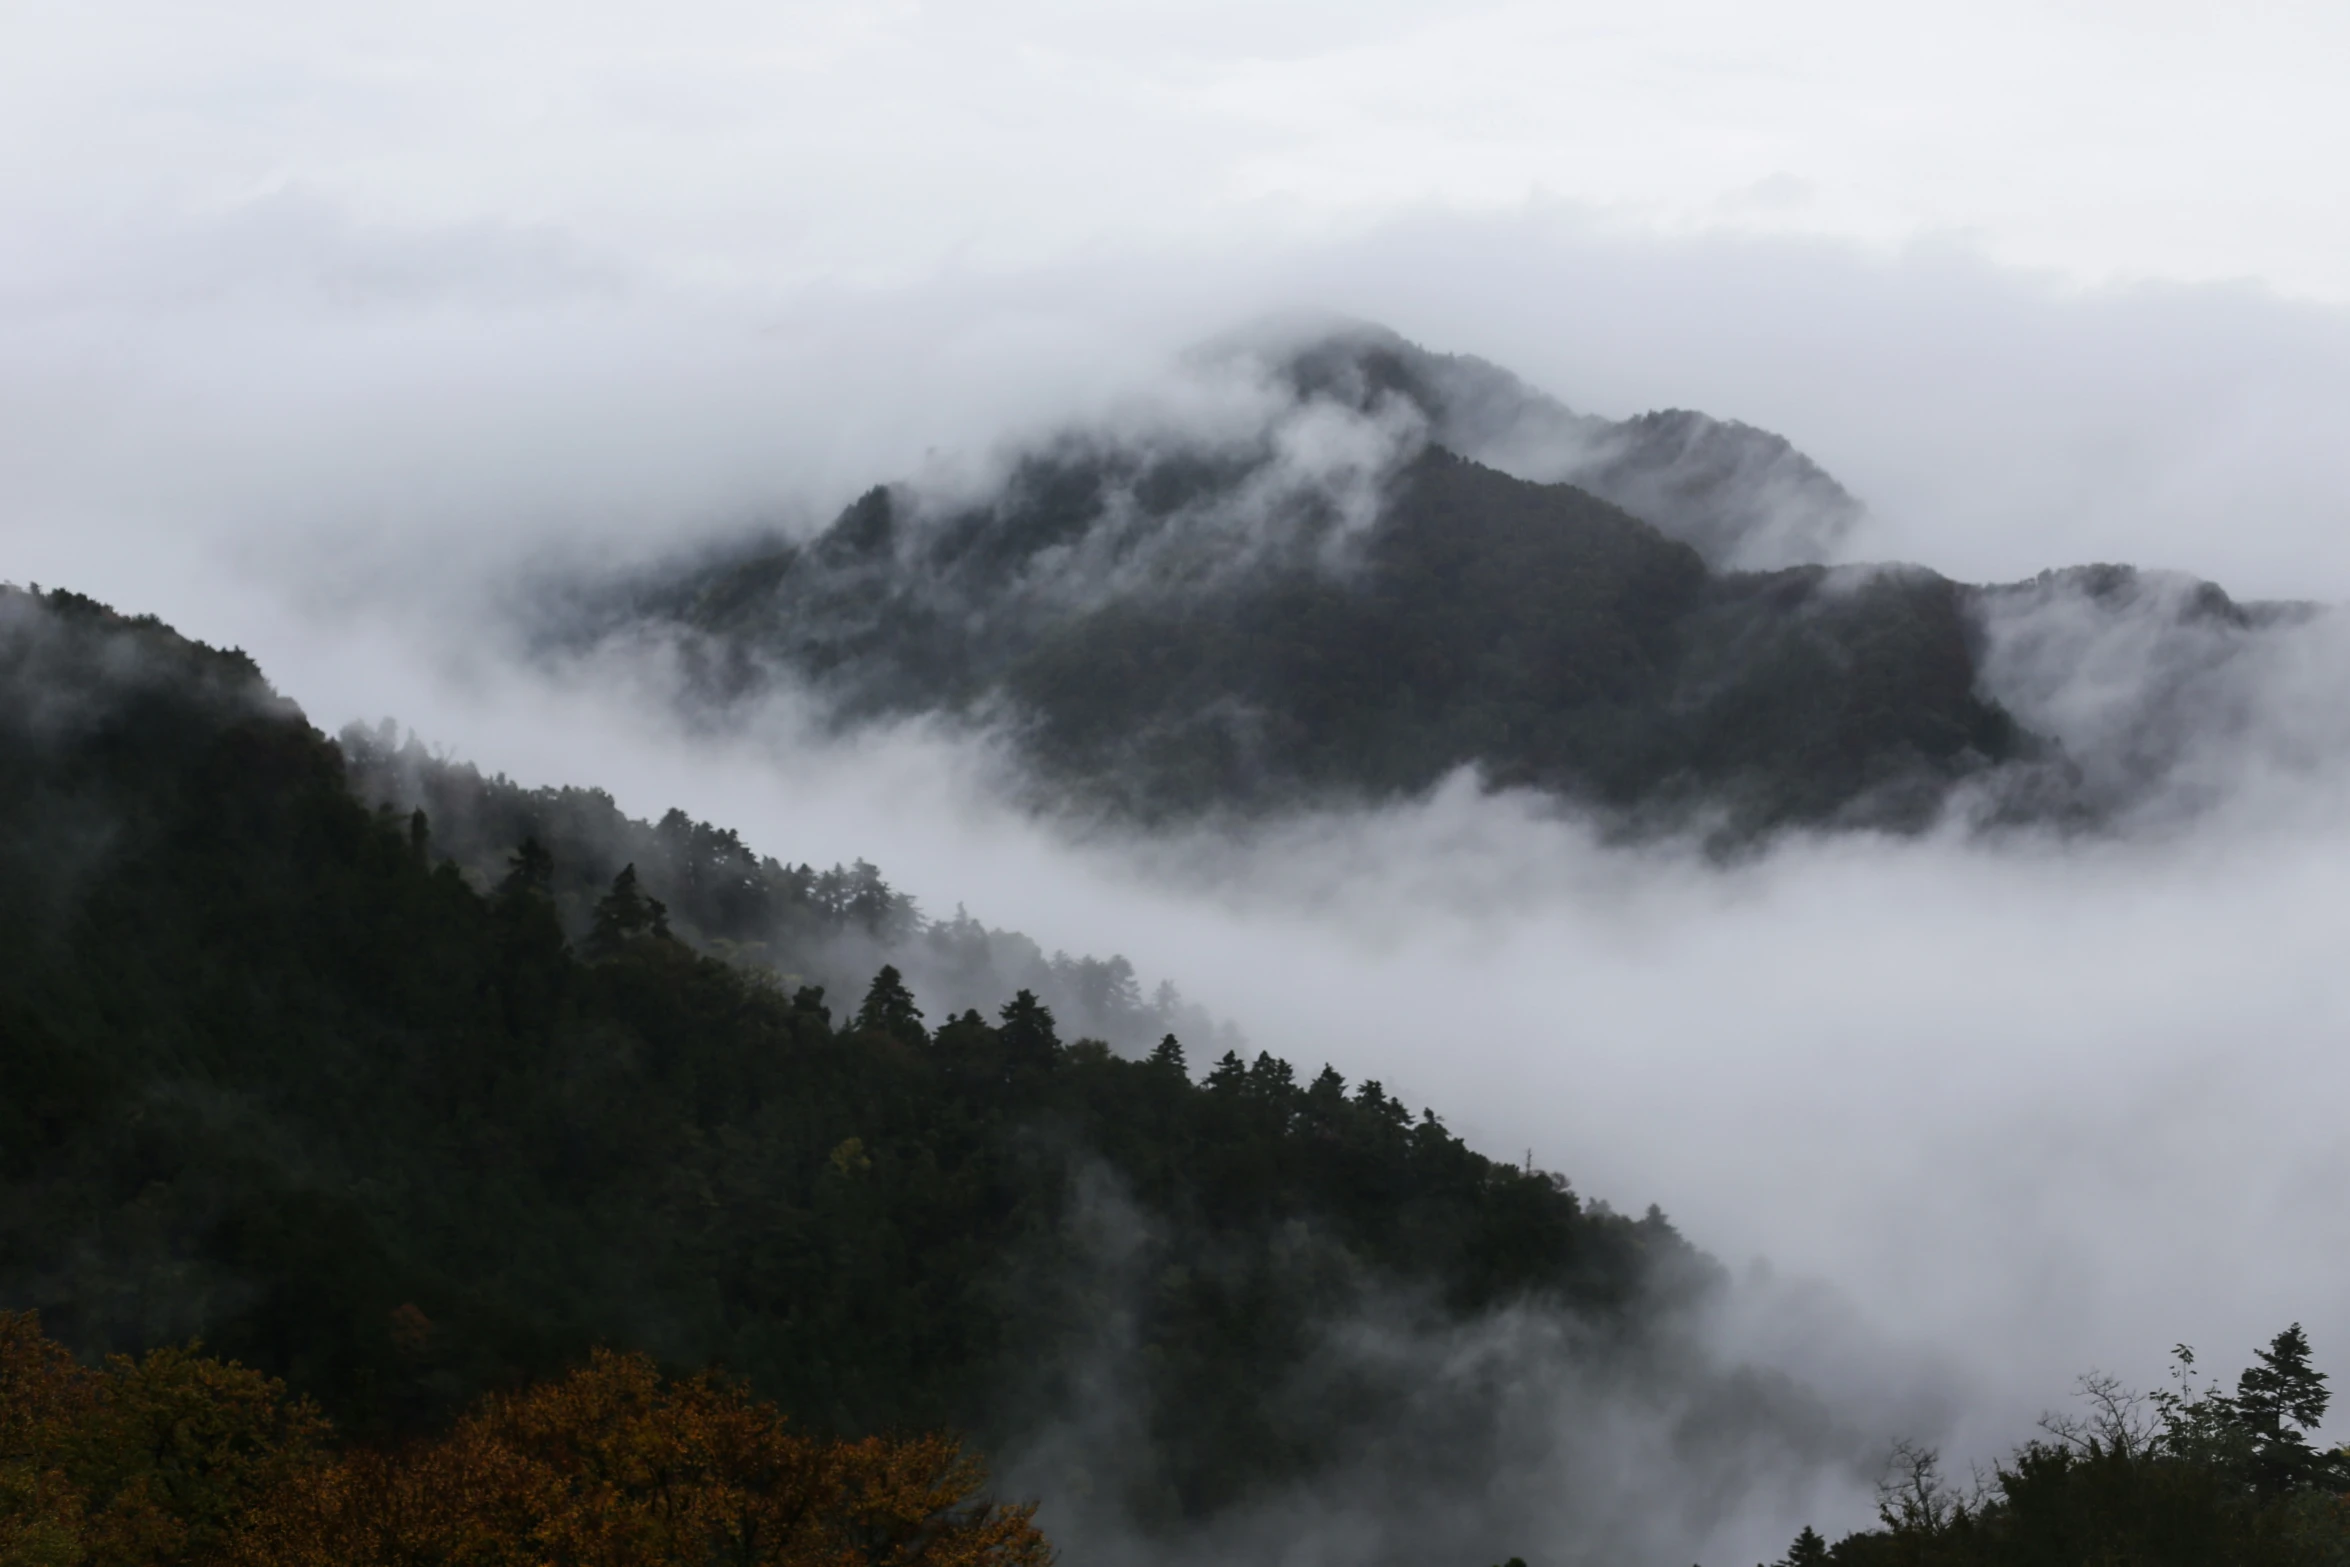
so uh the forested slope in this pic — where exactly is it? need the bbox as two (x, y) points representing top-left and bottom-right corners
(0, 585), (1697, 1528)
(11, 583), (2350, 1562)
(337, 724), (1225, 1054)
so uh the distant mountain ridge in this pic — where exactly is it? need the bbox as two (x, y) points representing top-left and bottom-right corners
(568, 324), (2320, 838)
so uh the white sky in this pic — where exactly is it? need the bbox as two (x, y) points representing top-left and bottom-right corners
(6, 0), (2346, 298)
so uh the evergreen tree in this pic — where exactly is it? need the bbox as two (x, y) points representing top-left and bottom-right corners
(1247, 1052), (1296, 1098)
(586, 864), (672, 960)
(1776, 1524), (1830, 1566)
(494, 837), (554, 902)
(996, 989), (1059, 1077)
(855, 964), (927, 1047)
(488, 836), (568, 1034)
(2232, 1322), (2334, 1494)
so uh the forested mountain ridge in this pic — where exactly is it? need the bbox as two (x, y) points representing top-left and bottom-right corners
(574, 323), (2314, 839)
(0, 583), (1730, 1540)
(337, 722), (1229, 1054)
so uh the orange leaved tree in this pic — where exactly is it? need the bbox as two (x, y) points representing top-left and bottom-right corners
(3, 1315), (1048, 1567)
(232, 1348), (1051, 1567)
(0, 1310), (329, 1567)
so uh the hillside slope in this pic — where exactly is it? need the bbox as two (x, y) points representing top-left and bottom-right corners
(0, 585), (1765, 1541)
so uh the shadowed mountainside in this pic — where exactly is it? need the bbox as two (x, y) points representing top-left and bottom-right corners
(573, 324), (2323, 840)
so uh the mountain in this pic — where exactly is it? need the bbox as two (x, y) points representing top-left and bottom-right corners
(1267, 321), (1867, 571)
(0, 584), (1808, 1553)
(574, 325), (2095, 838)
(566, 323), (2328, 840)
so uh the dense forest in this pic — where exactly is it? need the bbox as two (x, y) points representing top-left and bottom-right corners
(0, 584), (1716, 1557)
(571, 324), (2310, 841)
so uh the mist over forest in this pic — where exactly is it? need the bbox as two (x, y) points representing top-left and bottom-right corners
(11, 310), (2350, 1563)
(9, 7), (2350, 1562)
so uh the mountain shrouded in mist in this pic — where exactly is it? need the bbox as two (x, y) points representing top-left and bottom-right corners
(1266, 323), (1868, 571)
(569, 323), (2315, 840)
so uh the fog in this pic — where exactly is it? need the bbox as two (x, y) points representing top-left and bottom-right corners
(180, 566), (2350, 1561)
(12, 3), (2350, 1558)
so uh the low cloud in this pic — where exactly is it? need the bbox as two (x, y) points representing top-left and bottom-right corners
(268, 602), (2350, 1559)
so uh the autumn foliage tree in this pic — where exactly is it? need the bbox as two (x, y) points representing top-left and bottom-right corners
(0, 1315), (1048, 1567)
(0, 1311), (328, 1567)
(235, 1349), (1049, 1567)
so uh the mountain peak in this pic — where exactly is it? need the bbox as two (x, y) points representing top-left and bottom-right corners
(1205, 320), (1863, 569)
(572, 327), (2015, 837)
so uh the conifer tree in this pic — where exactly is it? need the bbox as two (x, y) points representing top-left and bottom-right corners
(856, 965), (927, 1047)
(996, 990), (1059, 1077)
(488, 837), (569, 1031)
(1777, 1524), (1830, 1566)
(586, 864), (672, 960)
(494, 837), (553, 902)
(2232, 1322), (2335, 1494)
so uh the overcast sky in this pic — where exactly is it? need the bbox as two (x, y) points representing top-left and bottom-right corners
(8, 0), (2347, 296)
